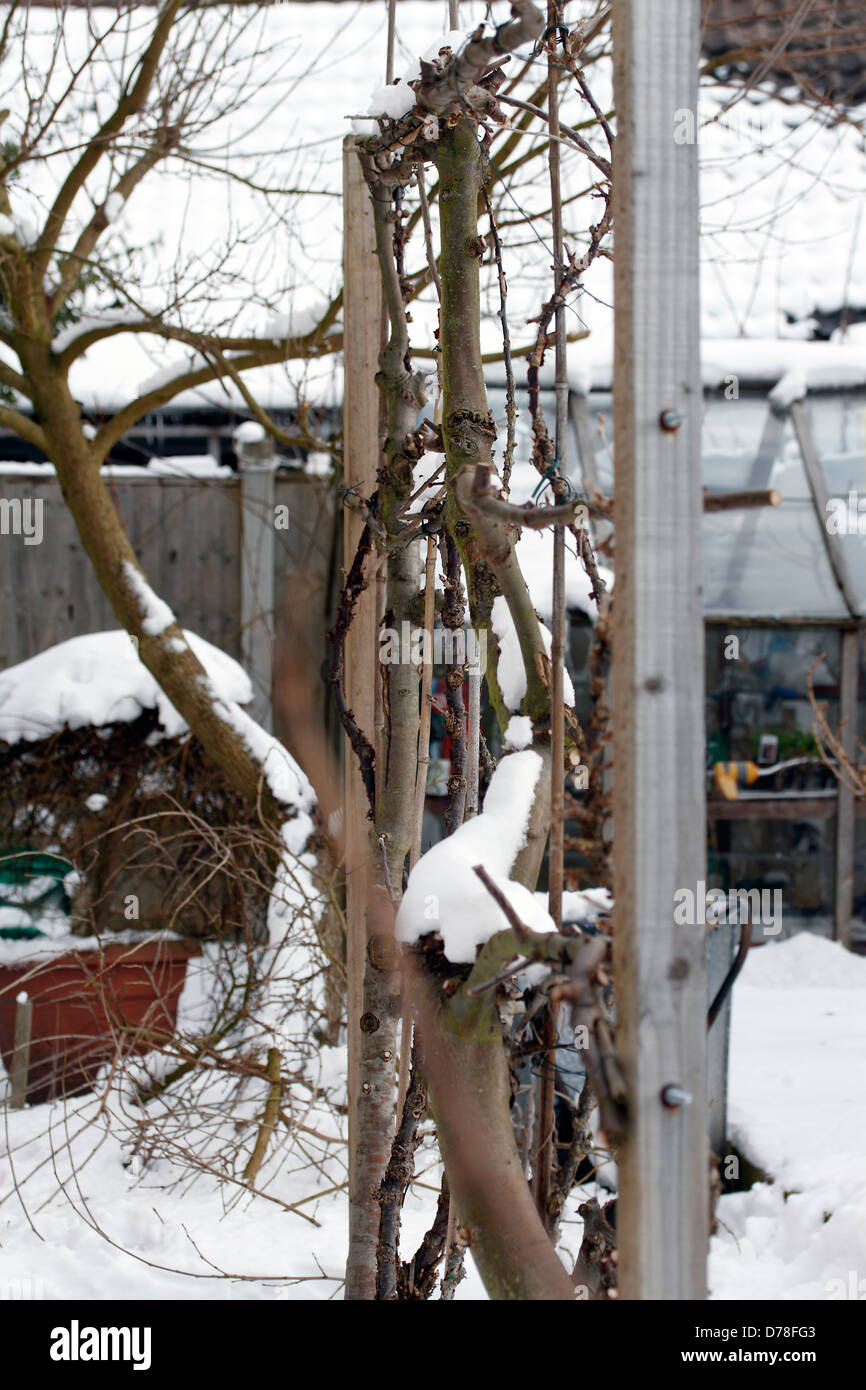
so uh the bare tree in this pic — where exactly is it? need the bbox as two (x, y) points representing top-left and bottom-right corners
(0, 0), (341, 817)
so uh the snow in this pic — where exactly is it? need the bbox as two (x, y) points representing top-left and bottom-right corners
(709, 934), (866, 1300)
(52, 309), (142, 355)
(366, 80), (416, 123)
(0, 927), (182, 966)
(138, 352), (210, 397)
(233, 420), (267, 445)
(561, 887), (613, 924)
(703, 339), (866, 394)
(103, 192), (123, 223)
(0, 907), (30, 932)
(261, 297), (331, 343)
(504, 714), (533, 751)
(768, 366), (807, 410)
(515, 527), (612, 624)
(419, 29), (467, 65)
(396, 749), (555, 963)
(0, 456), (233, 479)
(768, 354), (866, 410)
(491, 595), (576, 713)
(207, 688), (314, 822)
(0, 630), (252, 744)
(122, 560), (176, 637)
(0, 917), (863, 1298)
(359, 26), (473, 124)
(408, 452), (446, 515)
(304, 451), (333, 477)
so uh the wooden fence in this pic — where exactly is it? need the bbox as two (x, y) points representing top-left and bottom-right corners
(0, 467), (337, 740)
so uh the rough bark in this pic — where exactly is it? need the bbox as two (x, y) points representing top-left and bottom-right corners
(408, 936), (574, 1300)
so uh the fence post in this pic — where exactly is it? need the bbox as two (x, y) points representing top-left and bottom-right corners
(342, 134), (387, 1299)
(237, 425), (277, 732)
(611, 0), (708, 1299)
(11, 991), (32, 1108)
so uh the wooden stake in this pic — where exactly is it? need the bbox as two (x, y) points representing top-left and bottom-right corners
(536, 1), (567, 1229)
(11, 992), (32, 1109)
(342, 135), (386, 1300)
(397, 533), (438, 1122)
(612, 0), (708, 1299)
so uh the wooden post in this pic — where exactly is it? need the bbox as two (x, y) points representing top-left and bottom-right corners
(835, 627), (859, 948)
(612, 0), (708, 1299)
(11, 992), (32, 1108)
(342, 135), (384, 1299)
(237, 426), (277, 732)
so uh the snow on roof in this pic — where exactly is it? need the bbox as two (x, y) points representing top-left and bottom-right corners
(0, 457), (235, 479)
(0, 630), (252, 744)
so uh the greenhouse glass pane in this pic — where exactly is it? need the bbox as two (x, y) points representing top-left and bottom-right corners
(702, 393), (775, 492)
(705, 625), (840, 763)
(703, 501), (847, 617)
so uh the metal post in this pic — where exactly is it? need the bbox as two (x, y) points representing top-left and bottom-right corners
(612, 0), (708, 1299)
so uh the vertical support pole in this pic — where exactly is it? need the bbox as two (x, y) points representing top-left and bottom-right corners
(11, 991), (32, 1108)
(706, 919), (735, 1156)
(238, 427), (276, 732)
(612, 0), (708, 1299)
(835, 626), (858, 949)
(537, 2), (568, 1225)
(342, 135), (383, 1299)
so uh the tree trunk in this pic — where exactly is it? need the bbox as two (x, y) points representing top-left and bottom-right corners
(26, 353), (288, 826)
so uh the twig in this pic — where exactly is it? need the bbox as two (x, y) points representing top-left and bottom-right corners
(482, 187), (516, 490)
(472, 864), (530, 941)
(417, 164), (441, 299)
(243, 1047), (282, 1186)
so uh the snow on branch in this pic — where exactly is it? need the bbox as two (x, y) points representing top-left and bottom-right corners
(396, 750), (556, 963)
(416, 2), (546, 117)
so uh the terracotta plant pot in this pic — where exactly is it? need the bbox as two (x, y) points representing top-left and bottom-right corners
(0, 938), (200, 1104)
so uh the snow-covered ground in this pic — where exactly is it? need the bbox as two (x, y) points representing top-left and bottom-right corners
(1, 932), (862, 1301)
(709, 933), (866, 1301)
